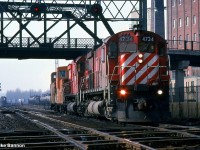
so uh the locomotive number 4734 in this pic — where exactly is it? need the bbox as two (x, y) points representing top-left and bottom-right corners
(142, 36), (154, 42)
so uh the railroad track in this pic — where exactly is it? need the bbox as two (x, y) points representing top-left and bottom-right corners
(15, 108), (153, 150)
(1, 107), (200, 149)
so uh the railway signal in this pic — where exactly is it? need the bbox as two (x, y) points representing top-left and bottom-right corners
(30, 4), (46, 16)
(89, 4), (102, 17)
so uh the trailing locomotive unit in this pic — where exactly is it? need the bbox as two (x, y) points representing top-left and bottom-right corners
(51, 29), (170, 122)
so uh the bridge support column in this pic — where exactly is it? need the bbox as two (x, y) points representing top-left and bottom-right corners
(174, 61), (190, 102)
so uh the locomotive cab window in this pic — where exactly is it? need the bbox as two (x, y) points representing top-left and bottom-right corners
(77, 62), (85, 73)
(59, 70), (66, 78)
(119, 42), (137, 52)
(108, 42), (117, 58)
(139, 35), (155, 53)
(138, 42), (154, 53)
(158, 42), (166, 56)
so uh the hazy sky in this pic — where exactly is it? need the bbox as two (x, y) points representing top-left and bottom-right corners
(0, 1), (151, 96)
(0, 59), (71, 95)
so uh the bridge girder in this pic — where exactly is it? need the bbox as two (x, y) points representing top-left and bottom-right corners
(0, 0), (147, 59)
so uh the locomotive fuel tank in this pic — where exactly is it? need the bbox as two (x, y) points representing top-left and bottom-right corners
(67, 102), (77, 113)
(87, 101), (104, 116)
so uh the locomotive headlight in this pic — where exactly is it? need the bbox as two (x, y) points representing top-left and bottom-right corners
(120, 89), (126, 95)
(138, 59), (143, 63)
(138, 53), (143, 58)
(157, 89), (163, 95)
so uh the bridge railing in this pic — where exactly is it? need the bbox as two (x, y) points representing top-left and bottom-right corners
(167, 40), (200, 51)
(2, 37), (199, 51)
(0, 37), (95, 49)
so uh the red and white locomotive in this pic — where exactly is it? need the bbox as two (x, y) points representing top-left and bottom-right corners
(50, 29), (170, 122)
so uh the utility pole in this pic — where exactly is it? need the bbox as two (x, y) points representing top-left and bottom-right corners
(55, 59), (59, 71)
(151, 0), (165, 38)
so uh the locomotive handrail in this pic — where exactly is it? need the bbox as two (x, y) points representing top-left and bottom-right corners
(80, 71), (107, 91)
(147, 65), (169, 84)
(146, 65), (159, 84)
(110, 65), (168, 85)
(110, 65), (136, 84)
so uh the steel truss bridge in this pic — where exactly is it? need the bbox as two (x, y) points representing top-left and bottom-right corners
(0, 0), (147, 59)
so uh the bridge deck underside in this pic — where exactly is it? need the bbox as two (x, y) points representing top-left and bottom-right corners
(0, 47), (90, 59)
(168, 50), (200, 68)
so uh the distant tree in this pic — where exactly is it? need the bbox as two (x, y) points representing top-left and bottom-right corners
(6, 89), (48, 103)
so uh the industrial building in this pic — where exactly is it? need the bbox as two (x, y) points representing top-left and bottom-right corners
(167, 0), (200, 77)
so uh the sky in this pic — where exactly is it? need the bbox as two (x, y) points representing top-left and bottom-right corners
(0, 59), (71, 95)
(0, 1), (152, 96)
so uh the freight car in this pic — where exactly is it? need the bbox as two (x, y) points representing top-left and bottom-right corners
(28, 95), (40, 105)
(40, 93), (50, 105)
(50, 29), (170, 123)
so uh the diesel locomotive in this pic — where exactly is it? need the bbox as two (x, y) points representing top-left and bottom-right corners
(50, 29), (170, 122)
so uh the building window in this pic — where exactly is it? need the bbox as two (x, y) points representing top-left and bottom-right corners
(179, 18), (182, 27)
(179, 0), (182, 5)
(186, 34), (189, 41)
(172, 71), (175, 78)
(173, 0), (176, 6)
(191, 81), (194, 92)
(193, 15), (196, 24)
(173, 19), (176, 28)
(186, 17), (189, 26)
(186, 82), (189, 92)
(173, 36), (176, 45)
(186, 69), (190, 76)
(194, 33), (197, 41)
(179, 35), (182, 44)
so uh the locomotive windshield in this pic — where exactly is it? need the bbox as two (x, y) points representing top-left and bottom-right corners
(59, 70), (66, 78)
(138, 42), (154, 53)
(119, 42), (137, 52)
(158, 42), (166, 56)
(108, 42), (117, 58)
(118, 33), (136, 52)
(139, 35), (155, 53)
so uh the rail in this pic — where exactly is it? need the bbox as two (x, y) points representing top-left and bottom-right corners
(16, 108), (155, 150)
(13, 107), (200, 150)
